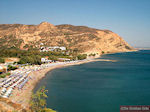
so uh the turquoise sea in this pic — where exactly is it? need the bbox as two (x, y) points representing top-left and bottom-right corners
(35, 50), (150, 112)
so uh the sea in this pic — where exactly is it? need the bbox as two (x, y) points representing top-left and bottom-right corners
(35, 50), (150, 112)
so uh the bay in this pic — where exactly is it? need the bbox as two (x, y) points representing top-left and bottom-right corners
(35, 50), (150, 112)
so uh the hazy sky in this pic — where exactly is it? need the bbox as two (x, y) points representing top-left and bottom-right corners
(0, 0), (150, 47)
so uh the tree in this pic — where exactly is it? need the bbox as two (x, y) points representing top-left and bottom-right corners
(0, 58), (5, 63)
(18, 55), (42, 65)
(102, 51), (105, 54)
(48, 56), (58, 61)
(30, 86), (56, 112)
(7, 65), (17, 71)
(73, 48), (78, 54)
(77, 54), (87, 60)
(89, 53), (96, 56)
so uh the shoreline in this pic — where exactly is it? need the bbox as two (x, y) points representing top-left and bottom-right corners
(102, 49), (138, 55)
(1, 50), (138, 110)
(9, 58), (97, 109)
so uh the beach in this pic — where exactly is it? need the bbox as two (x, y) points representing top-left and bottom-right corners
(36, 50), (150, 112)
(0, 53), (128, 110)
(8, 59), (97, 109)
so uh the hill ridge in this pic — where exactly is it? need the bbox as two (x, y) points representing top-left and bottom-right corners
(0, 22), (134, 55)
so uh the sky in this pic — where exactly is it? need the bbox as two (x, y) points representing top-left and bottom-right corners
(0, 0), (150, 47)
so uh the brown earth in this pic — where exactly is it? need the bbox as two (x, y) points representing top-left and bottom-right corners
(0, 22), (134, 55)
(4, 58), (20, 63)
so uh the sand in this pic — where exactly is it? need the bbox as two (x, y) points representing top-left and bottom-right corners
(7, 56), (118, 109)
(9, 59), (96, 109)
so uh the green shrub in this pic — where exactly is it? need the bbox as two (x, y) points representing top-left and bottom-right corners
(102, 51), (105, 54)
(30, 86), (56, 112)
(8, 65), (18, 71)
(77, 54), (87, 60)
(48, 56), (58, 61)
(0, 74), (6, 78)
(18, 55), (42, 65)
(0, 72), (11, 78)
(0, 58), (5, 63)
(89, 53), (96, 56)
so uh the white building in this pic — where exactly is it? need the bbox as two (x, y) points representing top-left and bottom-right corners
(41, 58), (52, 63)
(59, 47), (66, 51)
(40, 46), (66, 52)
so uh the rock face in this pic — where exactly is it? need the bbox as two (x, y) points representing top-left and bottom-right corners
(0, 97), (26, 112)
(0, 22), (134, 54)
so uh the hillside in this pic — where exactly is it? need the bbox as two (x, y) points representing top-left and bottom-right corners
(0, 22), (134, 55)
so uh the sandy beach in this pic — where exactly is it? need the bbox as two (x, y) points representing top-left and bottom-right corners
(0, 52), (131, 111)
(8, 59), (97, 109)
(0, 54), (120, 110)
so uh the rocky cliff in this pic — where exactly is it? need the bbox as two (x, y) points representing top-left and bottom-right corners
(0, 22), (134, 55)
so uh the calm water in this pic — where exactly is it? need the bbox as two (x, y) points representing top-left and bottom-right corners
(35, 50), (150, 112)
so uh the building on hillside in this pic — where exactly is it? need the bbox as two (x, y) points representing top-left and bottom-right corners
(40, 46), (66, 52)
(41, 58), (52, 63)
(59, 47), (66, 51)
(58, 58), (71, 62)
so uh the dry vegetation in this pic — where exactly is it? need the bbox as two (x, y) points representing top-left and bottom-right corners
(0, 22), (134, 55)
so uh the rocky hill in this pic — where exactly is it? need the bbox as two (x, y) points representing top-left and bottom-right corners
(0, 97), (27, 112)
(0, 22), (134, 55)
